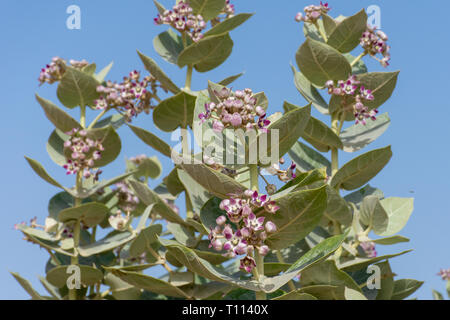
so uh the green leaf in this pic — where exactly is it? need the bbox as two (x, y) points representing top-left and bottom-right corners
(47, 126), (121, 168)
(78, 231), (135, 257)
(137, 50), (180, 94)
(360, 196), (389, 235)
(303, 19), (326, 42)
(25, 157), (63, 189)
(372, 235), (410, 245)
(302, 116), (343, 152)
(357, 71), (400, 110)
(322, 14), (337, 36)
(331, 146), (392, 191)
(128, 156), (162, 180)
(263, 234), (347, 292)
(194, 241), (230, 265)
(94, 61), (114, 82)
(129, 180), (187, 225)
(76, 172), (134, 199)
(160, 238), (261, 291)
(261, 103), (311, 163)
(47, 129), (69, 166)
(327, 9), (368, 53)
(375, 261), (395, 300)
(264, 263), (291, 277)
(200, 197), (225, 231)
(46, 265), (104, 288)
(129, 224), (163, 257)
(264, 186), (328, 250)
(377, 197), (414, 237)
(153, 90), (197, 131)
(177, 168), (212, 214)
(164, 167), (185, 196)
(340, 113), (390, 152)
(167, 222), (196, 247)
(273, 292), (318, 300)
(288, 141), (331, 175)
(83, 126), (121, 168)
(153, 0), (166, 14)
(177, 34), (233, 72)
(112, 270), (189, 298)
(128, 124), (172, 158)
(296, 38), (352, 87)
(200, 197), (226, 230)
(204, 13), (253, 37)
(300, 259), (361, 292)
(345, 53), (367, 75)
(153, 29), (184, 65)
(290, 285), (345, 300)
(10, 272), (47, 300)
(391, 279), (424, 300)
(325, 185), (352, 226)
(58, 202), (108, 227)
(344, 184), (384, 206)
(56, 66), (101, 109)
(94, 114), (126, 130)
(337, 250), (412, 272)
(39, 276), (61, 300)
(188, 0), (226, 21)
(82, 63), (96, 75)
(103, 272), (142, 300)
(291, 65), (329, 115)
(218, 72), (244, 86)
(432, 289), (444, 300)
(283, 102), (340, 152)
(48, 192), (74, 219)
(36, 94), (81, 132)
(344, 287), (368, 300)
(136, 204), (156, 233)
(181, 163), (247, 199)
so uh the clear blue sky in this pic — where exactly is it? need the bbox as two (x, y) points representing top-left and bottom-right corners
(1, 0), (449, 300)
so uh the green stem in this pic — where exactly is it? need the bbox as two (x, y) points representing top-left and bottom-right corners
(331, 117), (339, 177)
(314, 22), (328, 42)
(254, 251), (266, 300)
(249, 164), (266, 300)
(185, 65), (193, 90)
(80, 105), (86, 128)
(182, 32), (193, 91)
(87, 108), (108, 130)
(249, 164), (259, 191)
(351, 52), (367, 68)
(69, 216), (81, 300)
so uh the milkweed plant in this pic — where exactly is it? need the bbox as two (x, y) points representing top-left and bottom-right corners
(12, 1), (426, 300)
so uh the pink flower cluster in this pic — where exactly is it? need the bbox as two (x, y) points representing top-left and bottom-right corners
(63, 128), (104, 179)
(199, 87), (270, 133)
(437, 268), (450, 281)
(115, 181), (140, 213)
(38, 57), (89, 85)
(94, 70), (161, 122)
(326, 75), (378, 125)
(266, 158), (297, 182)
(360, 241), (377, 258)
(360, 25), (391, 67)
(295, 2), (330, 23)
(208, 190), (279, 273)
(154, 1), (206, 42)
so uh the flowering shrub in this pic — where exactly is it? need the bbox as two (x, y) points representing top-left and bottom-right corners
(11, 1), (423, 301)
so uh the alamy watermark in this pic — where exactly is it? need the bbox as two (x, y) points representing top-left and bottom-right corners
(66, 5), (81, 30)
